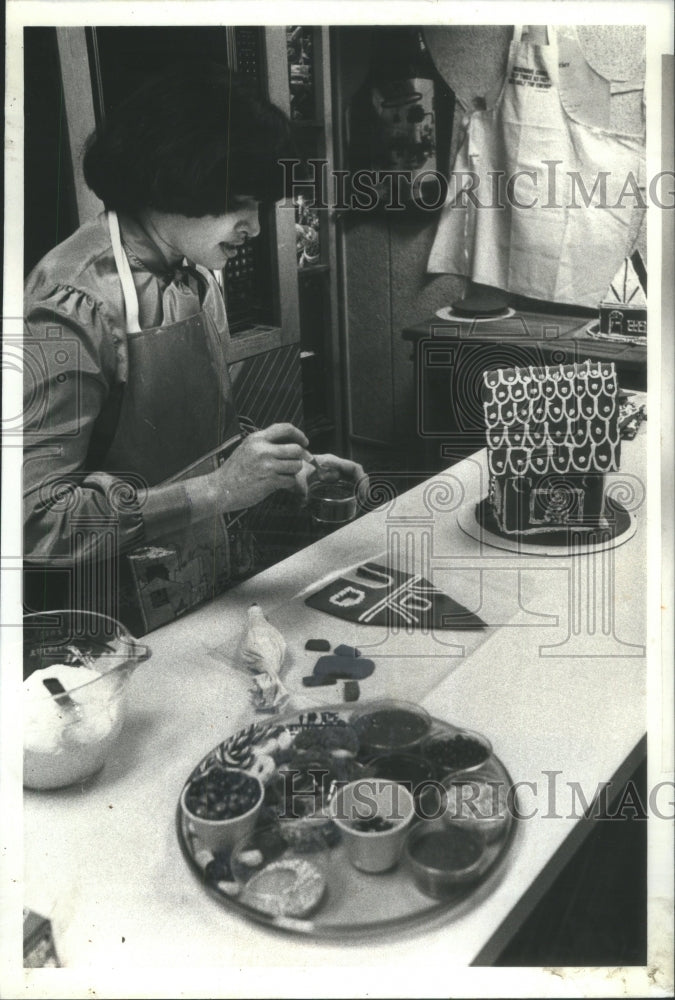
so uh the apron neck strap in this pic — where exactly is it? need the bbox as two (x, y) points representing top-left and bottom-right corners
(108, 209), (142, 334)
(513, 25), (555, 46)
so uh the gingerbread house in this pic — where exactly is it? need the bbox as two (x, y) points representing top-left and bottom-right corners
(482, 360), (620, 535)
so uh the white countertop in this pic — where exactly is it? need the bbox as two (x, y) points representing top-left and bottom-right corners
(20, 428), (651, 993)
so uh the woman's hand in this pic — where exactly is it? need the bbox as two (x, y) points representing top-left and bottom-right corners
(214, 423), (312, 509)
(181, 424), (310, 518)
(182, 429), (368, 523)
(295, 453), (368, 503)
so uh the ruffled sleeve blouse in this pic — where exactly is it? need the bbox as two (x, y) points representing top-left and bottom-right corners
(23, 212), (231, 566)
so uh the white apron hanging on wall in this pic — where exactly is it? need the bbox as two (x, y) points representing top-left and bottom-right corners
(428, 26), (645, 308)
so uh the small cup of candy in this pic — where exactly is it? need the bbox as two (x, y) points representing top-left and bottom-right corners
(440, 768), (511, 843)
(330, 778), (415, 873)
(362, 752), (437, 807)
(422, 727), (492, 778)
(404, 817), (488, 897)
(180, 765), (263, 854)
(265, 749), (343, 821)
(350, 700), (432, 759)
(307, 479), (357, 528)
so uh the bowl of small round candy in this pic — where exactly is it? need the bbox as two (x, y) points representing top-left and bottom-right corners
(23, 610), (151, 790)
(421, 727), (493, 778)
(350, 700), (433, 759)
(180, 766), (264, 854)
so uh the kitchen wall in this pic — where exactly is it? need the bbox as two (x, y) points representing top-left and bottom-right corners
(333, 25), (647, 472)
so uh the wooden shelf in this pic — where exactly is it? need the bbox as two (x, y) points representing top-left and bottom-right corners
(298, 263), (329, 276)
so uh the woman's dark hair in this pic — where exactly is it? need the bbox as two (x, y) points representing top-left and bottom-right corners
(83, 62), (296, 216)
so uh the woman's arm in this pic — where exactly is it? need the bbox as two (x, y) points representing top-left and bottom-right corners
(23, 295), (148, 564)
(23, 295), (312, 564)
(23, 292), (212, 564)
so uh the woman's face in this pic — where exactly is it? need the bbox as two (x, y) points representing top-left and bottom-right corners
(144, 198), (262, 269)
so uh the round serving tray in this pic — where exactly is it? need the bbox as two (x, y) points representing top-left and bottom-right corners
(176, 700), (518, 938)
(457, 499), (637, 557)
(435, 306), (516, 323)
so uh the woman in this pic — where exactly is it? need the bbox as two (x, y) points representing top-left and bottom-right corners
(24, 62), (364, 632)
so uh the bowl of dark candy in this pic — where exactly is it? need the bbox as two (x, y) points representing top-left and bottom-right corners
(350, 700), (432, 758)
(23, 610), (151, 790)
(181, 766), (263, 854)
(404, 818), (488, 897)
(231, 822), (329, 919)
(362, 752), (437, 805)
(422, 727), (492, 777)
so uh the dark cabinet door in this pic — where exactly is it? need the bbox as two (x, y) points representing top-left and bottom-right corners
(24, 29), (78, 275)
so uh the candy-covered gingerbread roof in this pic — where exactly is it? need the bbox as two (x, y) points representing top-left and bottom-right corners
(483, 360), (620, 477)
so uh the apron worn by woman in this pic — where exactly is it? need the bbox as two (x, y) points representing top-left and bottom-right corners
(98, 210), (254, 635)
(428, 25), (645, 308)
